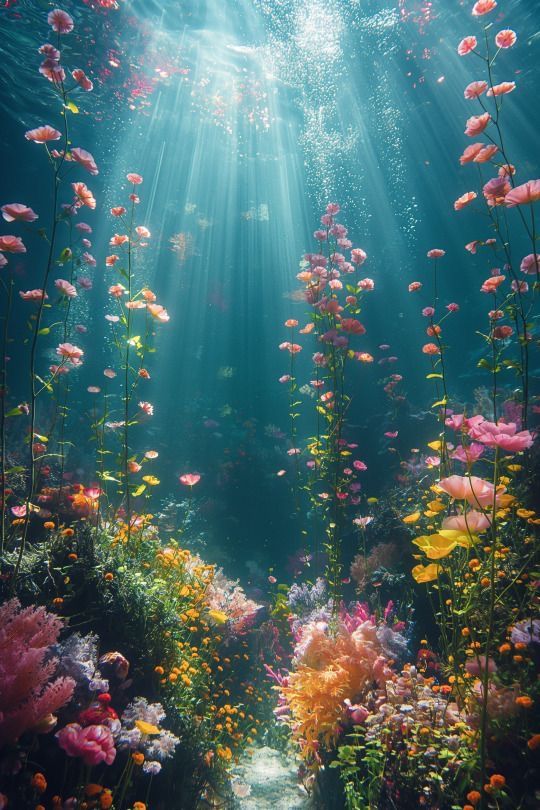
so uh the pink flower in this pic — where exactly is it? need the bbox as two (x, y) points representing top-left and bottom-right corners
(326, 203), (340, 215)
(179, 473), (201, 487)
(451, 442), (485, 464)
(105, 254), (119, 267)
(422, 307), (435, 317)
(55, 279), (77, 298)
(47, 9), (74, 34)
(135, 225), (150, 238)
(495, 29), (516, 49)
(483, 176), (511, 207)
(353, 516), (373, 528)
(427, 249), (445, 258)
(454, 191), (477, 211)
(520, 254), (540, 275)
(76, 221), (92, 233)
(39, 43), (60, 60)
(78, 277), (93, 290)
(457, 36), (477, 55)
(20, 289), (47, 301)
(464, 80), (488, 99)
(358, 277), (374, 290)
(340, 318), (366, 335)
(146, 303), (170, 323)
(138, 401), (154, 416)
(108, 284), (126, 297)
(472, 0), (497, 16)
(498, 163), (516, 178)
(72, 182), (96, 209)
(511, 280), (528, 293)
(0, 235), (26, 253)
(279, 341), (302, 353)
(408, 281), (422, 292)
(82, 252), (96, 266)
(443, 510), (491, 533)
(487, 81), (516, 97)
(465, 113), (490, 137)
(505, 180), (540, 207)
(480, 274), (505, 293)
(460, 143), (485, 165)
(474, 144), (499, 163)
(1, 203), (38, 222)
(351, 248), (367, 265)
(279, 375), (292, 383)
(57, 343), (83, 366)
(70, 148), (98, 176)
(110, 233), (129, 246)
(314, 229), (327, 241)
(126, 172), (143, 185)
(111, 206), (126, 217)
(25, 125), (61, 143)
(56, 723), (116, 767)
(468, 418), (535, 452)
(438, 474), (505, 508)
(40, 60), (65, 83)
(446, 302), (459, 312)
(465, 240), (481, 253)
(72, 69), (93, 91)
(103, 368), (116, 379)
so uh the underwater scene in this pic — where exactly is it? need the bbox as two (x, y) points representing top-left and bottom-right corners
(0, 0), (539, 808)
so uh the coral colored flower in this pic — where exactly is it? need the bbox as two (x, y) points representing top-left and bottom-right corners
(135, 225), (150, 238)
(457, 36), (477, 55)
(0, 235), (26, 252)
(82, 252), (96, 266)
(179, 473), (201, 487)
(141, 288), (157, 302)
(57, 723), (116, 766)
(454, 191), (477, 211)
(356, 352), (373, 363)
(48, 9), (74, 33)
(465, 113), (490, 137)
(70, 147), (98, 175)
(1, 203), (38, 222)
(408, 281), (422, 292)
(351, 248), (367, 265)
(487, 81), (516, 97)
(20, 289), (47, 301)
(110, 233), (129, 246)
(138, 401), (154, 416)
(495, 29), (516, 49)
(520, 254), (540, 275)
(25, 125), (61, 143)
(505, 180), (540, 207)
(422, 343), (440, 355)
(72, 182), (96, 209)
(146, 304), (170, 323)
(127, 172), (143, 184)
(55, 279), (77, 298)
(125, 300), (145, 310)
(128, 461), (142, 473)
(284, 319), (298, 328)
(108, 284), (126, 297)
(460, 143), (485, 165)
(111, 206), (126, 217)
(105, 254), (119, 267)
(480, 274), (505, 293)
(427, 249), (445, 258)
(340, 318), (366, 335)
(464, 80), (488, 99)
(56, 343), (84, 366)
(474, 145), (499, 163)
(72, 68), (93, 91)
(103, 368), (116, 378)
(492, 325), (513, 339)
(472, 0), (497, 16)
(438, 474), (505, 507)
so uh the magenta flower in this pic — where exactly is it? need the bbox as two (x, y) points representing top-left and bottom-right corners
(56, 723), (116, 766)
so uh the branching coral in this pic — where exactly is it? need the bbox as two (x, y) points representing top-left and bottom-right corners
(0, 598), (75, 746)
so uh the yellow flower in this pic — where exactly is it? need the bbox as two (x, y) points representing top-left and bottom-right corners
(135, 720), (161, 735)
(516, 508), (535, 519)
(142, 475), (160, 486)
(402, 511), (421, 524)
(427, 500), (446, 513)
(412, 563), (441, 583)
(427, 440), (443, 451)
(207, 609), (228, 625)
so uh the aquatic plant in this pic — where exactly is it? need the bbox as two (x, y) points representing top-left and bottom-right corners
(0, 598), (75, 747)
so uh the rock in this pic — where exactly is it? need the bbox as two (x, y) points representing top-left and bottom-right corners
(233, 746), (310, 809)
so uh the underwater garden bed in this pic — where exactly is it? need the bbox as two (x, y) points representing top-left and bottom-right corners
(1, 1), (539, 808)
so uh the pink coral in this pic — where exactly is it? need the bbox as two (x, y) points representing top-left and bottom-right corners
(0, 599), (75, 746)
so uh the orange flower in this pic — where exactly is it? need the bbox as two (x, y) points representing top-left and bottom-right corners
(132, 752), (145, 766)
(99, 790), (113, 809)
(489, 774), (506, 789)
(133, 803), (147, 810)
(466, 791), (482, 806)
(61, 528), (74, 537)
(31, 773), (47, 793)
(104, 572), (114, 582)
(85, 784), (104, 797)
(515, 695), (533, 709)
(43, 521), (55, 530)
(527, 734), (540, 751)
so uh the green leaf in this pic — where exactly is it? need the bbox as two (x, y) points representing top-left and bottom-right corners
(66, 100), (79, 114)
(132, 484), (146, 497)
(37, 327), (50, 336)
(431, 398), (448, 408)
(5, 407), (23, 417)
